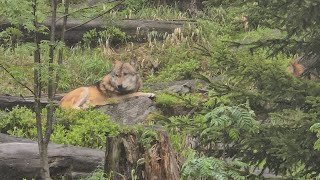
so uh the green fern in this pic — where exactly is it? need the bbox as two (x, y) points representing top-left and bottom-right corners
(181, 154), (248, 180)
(310, 123), (320, 150)
(202, 104), (259, 143)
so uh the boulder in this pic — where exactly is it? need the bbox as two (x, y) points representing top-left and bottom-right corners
(96, 96), (156, 124)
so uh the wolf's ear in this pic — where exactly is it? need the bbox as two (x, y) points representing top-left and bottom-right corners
(129, 56), (137, 67)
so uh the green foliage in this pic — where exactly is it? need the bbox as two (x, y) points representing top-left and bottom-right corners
(0, 44), (113, 94)
(202, 103), (258, 142)
(53, 108), (119, 148)
(0, 106), (37, 138)
(137, 128), (158, 149)
(0, 0), (44, 28)
(2, 0), (320, 178)
(122, 0), (147, 12)
(58, 47), (113, 91)
(310, 123), (320, 151)
(0, 45), (35, 95)
(0, 0), (47, 39)
(0, 27), (23, 46)
(0, 107), (120, 149)
(181, 151), (249, 180)
(131, 6), (188, 20)
(237, 108), (319, 178)
(203, 0), (245, 7)
(179, 104), (259, 159)
(83, 168), (106, 180)
(305, 96), (320, 115)
(154, 92), (186, 107)
(148, 59), (201, 83)
(244, 1), (320, 56)
(82, 27), (126, 47)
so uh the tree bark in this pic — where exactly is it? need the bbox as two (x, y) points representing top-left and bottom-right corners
(38, 0), (58, 178)
(104, 129), (180, 180)
(32, 0), (50, 178)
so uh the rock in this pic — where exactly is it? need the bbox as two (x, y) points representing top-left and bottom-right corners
(96, 96), (156, 124)
(0, 132), (34, 143)
(146, 79), (200, 93)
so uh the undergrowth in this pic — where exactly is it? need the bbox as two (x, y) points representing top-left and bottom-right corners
(2, 2), (320, 179)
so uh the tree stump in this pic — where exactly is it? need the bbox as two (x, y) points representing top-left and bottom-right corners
(104, 129), (180, 180)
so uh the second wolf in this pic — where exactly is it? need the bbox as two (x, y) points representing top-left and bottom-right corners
(60, 60), (155, 109)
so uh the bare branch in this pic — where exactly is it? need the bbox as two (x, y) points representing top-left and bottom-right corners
(0, 64), (35, 95)
(55, 0), (118, 22)
(66, 0), (124, 32)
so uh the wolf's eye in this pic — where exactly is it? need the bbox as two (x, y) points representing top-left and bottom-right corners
(123, 73), (128, 76)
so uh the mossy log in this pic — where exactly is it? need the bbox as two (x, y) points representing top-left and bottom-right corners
(104, 129), (180, 180)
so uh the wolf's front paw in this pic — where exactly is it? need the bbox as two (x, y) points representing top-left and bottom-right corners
(145, 93), (156, 98)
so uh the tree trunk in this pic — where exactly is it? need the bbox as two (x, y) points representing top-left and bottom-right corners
(104, 129), (180, 180)
(32, 0), (50, 178)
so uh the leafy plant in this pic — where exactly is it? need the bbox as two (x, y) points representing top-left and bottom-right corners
(148, 59), (200, 82)
(0, 107), (120, 149)
(84, 168), (106, 180)
(137, 128), (158, 149)
(310, 123), (320, 151)
(181, 151), (249, 180)
(53, 108), (120, 148)
(0, 106), (37, 138)
(82, 27), (126, 47)
(202, 103), (258, 142)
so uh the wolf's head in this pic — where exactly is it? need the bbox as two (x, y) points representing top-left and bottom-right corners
(106, 60), (142, 94)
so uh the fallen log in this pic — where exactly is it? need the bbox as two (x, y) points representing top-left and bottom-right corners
(0, 133), (105, 180)
(0, 17), (193, 45)
(0, 95), (62, 110)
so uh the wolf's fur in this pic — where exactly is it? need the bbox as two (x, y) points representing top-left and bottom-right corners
(287, 61), (305, 77)
(60, 60), (155, 109)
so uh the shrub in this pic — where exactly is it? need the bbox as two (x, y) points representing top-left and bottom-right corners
(0, 107), (120, 149)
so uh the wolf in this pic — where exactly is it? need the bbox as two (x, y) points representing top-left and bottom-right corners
(287, 61), (305, 77)
(59, 60), (155, 109)
(288, 55), (320, 80)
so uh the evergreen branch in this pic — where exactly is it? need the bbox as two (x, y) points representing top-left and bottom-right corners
(0, 64), (35, 96)
(66, 0), (124, 32)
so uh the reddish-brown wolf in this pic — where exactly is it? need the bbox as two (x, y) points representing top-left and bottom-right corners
(60, 60), (155, 109)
